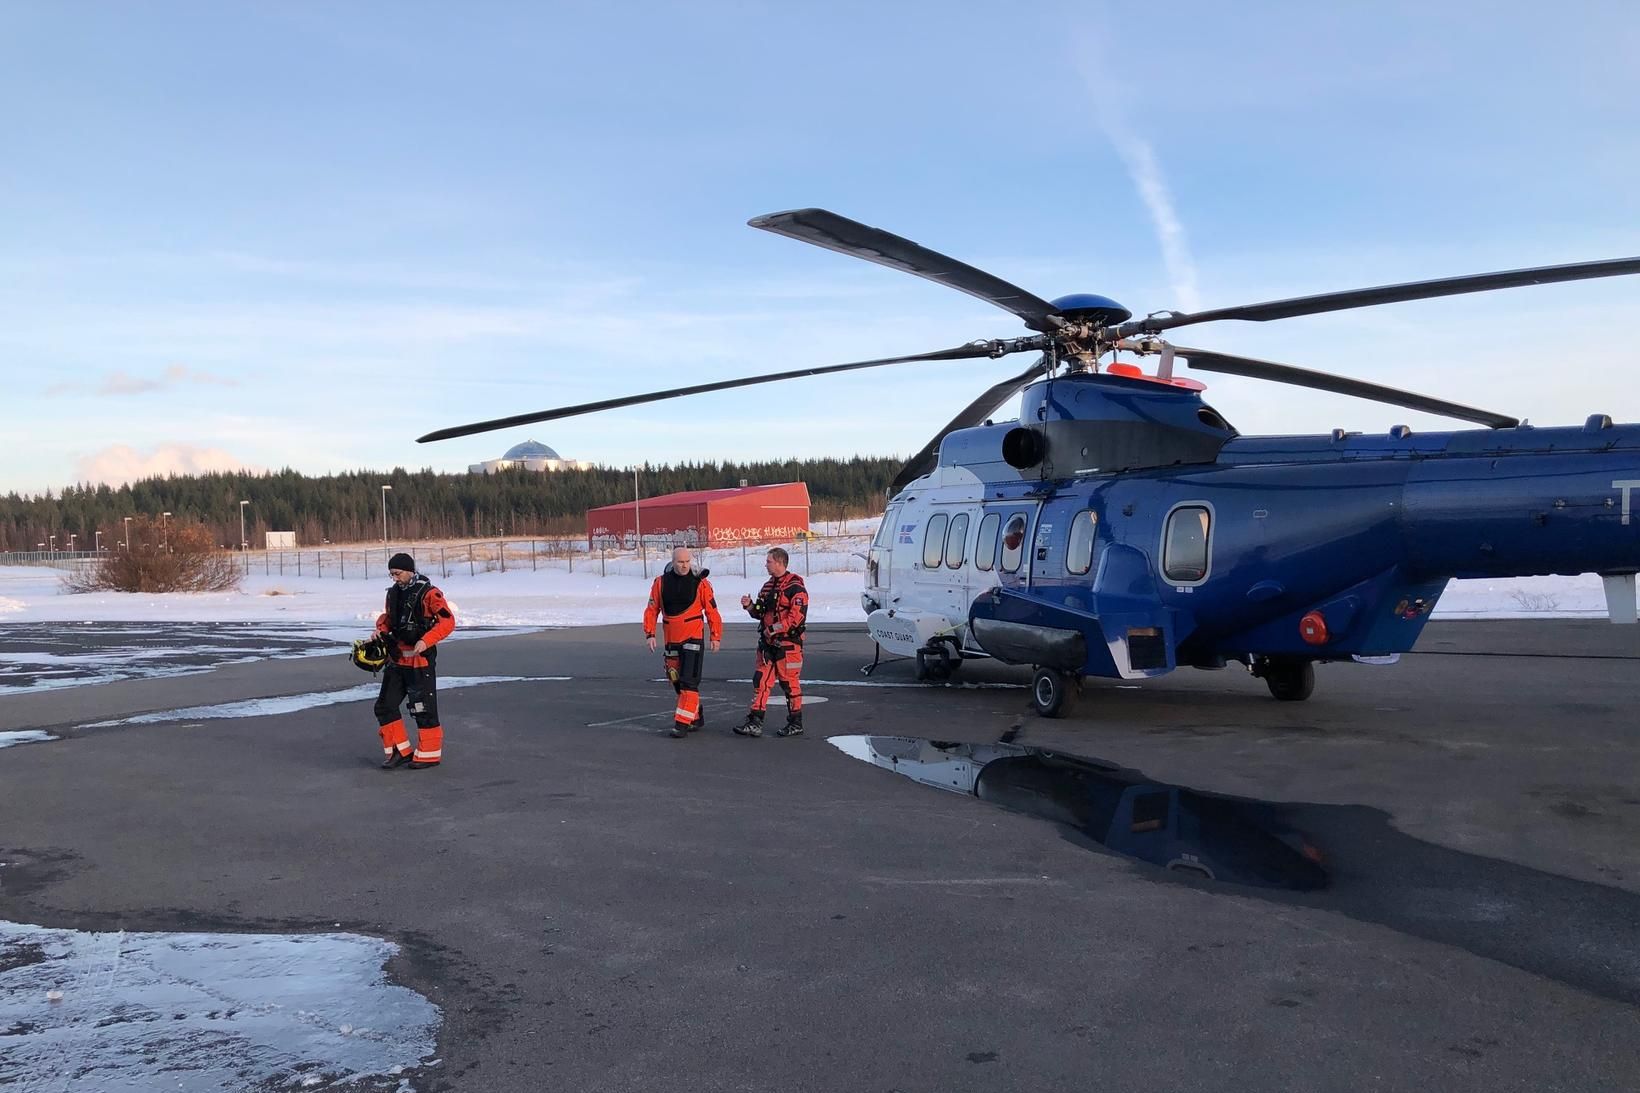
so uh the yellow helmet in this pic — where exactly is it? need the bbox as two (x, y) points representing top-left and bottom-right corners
(349, 636), (389, 673)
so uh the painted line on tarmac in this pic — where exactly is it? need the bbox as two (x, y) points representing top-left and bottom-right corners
(727, 678), (1026, 690)
(589, 695), (827, 728)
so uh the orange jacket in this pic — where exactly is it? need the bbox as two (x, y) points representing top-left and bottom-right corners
(375, 577), (456, 668)
(643, 568), (723, 646)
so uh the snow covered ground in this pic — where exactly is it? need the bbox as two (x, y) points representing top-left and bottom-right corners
(0, 563), (872, 628)
(0, 562), (1620, 628)
(0, 921), (438, 1091)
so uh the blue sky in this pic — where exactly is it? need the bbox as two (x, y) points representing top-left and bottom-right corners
(3, 1), (1638, 494)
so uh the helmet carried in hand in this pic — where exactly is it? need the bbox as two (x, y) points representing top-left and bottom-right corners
(349, 636), (389, 673)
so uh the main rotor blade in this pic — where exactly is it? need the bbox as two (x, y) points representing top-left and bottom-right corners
(416, 341), (1029, 443)
(889, 358), (1051, 495)
(750, 208), (1065, 334)
(1172, 347), (1520, 429)
(1120, 256), (1640, 336)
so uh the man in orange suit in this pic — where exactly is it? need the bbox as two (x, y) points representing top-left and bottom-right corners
(644, 546), (723, 739)
(374, 552), (456, 769)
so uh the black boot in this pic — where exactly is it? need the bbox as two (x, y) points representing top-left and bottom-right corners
(670, 722), (689, 738)
(776, 711), (804, 738)
(734, 713), (764, 738)
(381, 748), (413, 769)
(689, 709), (704, 732)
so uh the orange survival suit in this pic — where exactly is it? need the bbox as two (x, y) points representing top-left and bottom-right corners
(643, 565), (723, 736)
(743, 570), (808, 732)
(373, 573), (456, 767)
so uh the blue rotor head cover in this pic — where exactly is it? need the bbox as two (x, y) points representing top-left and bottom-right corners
(1050, 293), (1132, 326)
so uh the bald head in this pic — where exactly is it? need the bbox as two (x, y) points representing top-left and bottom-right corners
(671, 547), (693, 574)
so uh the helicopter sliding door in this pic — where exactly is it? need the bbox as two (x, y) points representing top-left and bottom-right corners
(909, 506), (975, 631)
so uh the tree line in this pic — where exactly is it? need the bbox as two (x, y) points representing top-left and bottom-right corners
(0, 457), (903, 551)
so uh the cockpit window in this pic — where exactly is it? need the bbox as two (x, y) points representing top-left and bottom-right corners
(1000, 513), (1028, 573)
(872, 506), (901, 549)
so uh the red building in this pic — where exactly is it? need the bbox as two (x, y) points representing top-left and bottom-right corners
(586, 482), (811, 548)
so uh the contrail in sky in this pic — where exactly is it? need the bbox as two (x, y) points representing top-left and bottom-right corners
(1074, 46), (1202, 312)
(1105, 132), (1202, 313)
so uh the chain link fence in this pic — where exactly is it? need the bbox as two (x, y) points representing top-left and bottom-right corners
(231, 533), (869, 581)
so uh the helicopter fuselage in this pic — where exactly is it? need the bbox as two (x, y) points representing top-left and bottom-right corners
(865, 373), (1640, 686)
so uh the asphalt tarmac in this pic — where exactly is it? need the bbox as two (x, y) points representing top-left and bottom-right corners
(3, 619), (1639, 1092)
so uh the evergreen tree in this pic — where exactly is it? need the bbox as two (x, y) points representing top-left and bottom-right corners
(0, 457), (902, 550)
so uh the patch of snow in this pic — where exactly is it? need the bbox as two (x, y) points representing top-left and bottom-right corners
(0, 564), (1623, 629)
(0, 730), (57, 749)
(83, 676), (568, 727)
(0, 561), (871, 627)
(0, 920), (439, 1091)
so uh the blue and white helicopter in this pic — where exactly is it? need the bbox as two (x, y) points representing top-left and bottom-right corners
(422, 210), (1640, 718)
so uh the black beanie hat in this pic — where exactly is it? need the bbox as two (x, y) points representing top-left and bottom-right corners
(388, 552), (415, 573)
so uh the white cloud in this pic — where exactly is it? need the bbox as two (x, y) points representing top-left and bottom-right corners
(72, 443), (261, 486)
(46, 364), (239, 397)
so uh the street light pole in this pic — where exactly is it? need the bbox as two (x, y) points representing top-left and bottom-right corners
(239, 500), (249, 551)
(95, 530), (102, 552)
(162, 511), (172, 553)
(381, 485), (392, 545)
(68, 533), (77, 552)
(633, 465), (645, 577)
(123, 516), (132, 552)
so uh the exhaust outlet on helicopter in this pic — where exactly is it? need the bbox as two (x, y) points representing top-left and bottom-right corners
(1001, 426), (1045, 470)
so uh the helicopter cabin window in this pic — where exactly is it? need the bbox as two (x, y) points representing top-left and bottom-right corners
(944, 512), (969, 569)
(1163, 505), (1212, 583)
(974, 513), (1000, 572)
(922, 513), (949, 569)
(999, 513), (1028, 573)
(1065, 510), (1098, 575)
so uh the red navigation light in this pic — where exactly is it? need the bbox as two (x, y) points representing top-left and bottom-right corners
(1299, 611), (1329, 645)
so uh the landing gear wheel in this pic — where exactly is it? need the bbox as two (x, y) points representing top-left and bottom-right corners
(1030, 667), (1080, 719)
(1260, 658), (1315, 702)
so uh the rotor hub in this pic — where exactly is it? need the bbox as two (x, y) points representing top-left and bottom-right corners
(1050, 293), (1132, 327)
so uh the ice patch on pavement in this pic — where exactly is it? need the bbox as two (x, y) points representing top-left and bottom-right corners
(0, 730), (56, 749)
(0, 920), (438, 1091)
(0, 621), (545, 693)
(84, 676), (569, 726)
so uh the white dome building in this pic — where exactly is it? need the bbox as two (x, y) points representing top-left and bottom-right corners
(469, 440), (595, 475)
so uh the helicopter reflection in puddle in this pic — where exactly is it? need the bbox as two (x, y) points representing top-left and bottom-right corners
(831, 735), (1327, 891)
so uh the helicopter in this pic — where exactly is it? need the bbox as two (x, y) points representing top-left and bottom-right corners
(420, 209), (1640, 718)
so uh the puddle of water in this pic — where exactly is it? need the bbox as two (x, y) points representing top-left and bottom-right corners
(830, 735), (1327, 890)
(0, 921), (438, 1091)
